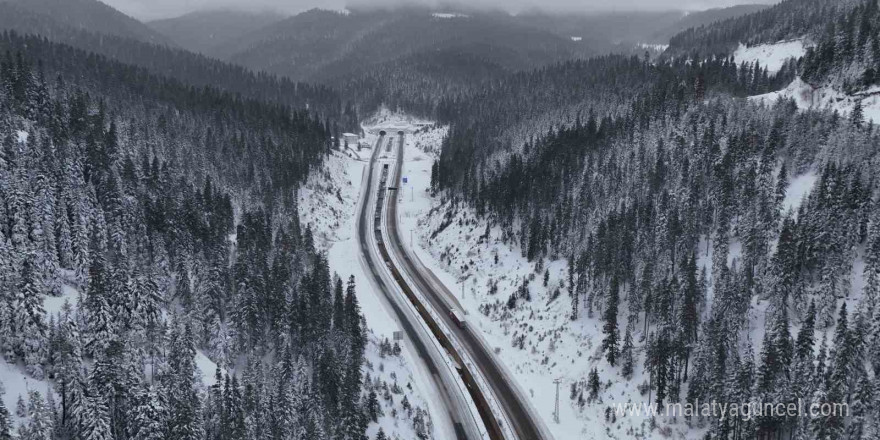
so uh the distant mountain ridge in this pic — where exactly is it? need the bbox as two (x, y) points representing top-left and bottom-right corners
(218, 8), (593, 83)
(148, 9), (284, 57)
(0, 2), (348, 123)
(0, 0), (172, 45)
(648, 4), (771, 42)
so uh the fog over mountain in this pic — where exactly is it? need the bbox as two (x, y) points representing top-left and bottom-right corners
(104, 0), (778, 20)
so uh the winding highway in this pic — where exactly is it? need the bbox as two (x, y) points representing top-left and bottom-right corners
(357, 130), (550, 440)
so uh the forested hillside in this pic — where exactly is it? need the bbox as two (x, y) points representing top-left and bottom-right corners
(436, 53), (795, 170)
(339, 49), (510, 119)
(0, 32), (372, 439)
(515, 5), (769, 54)
(667, 0), (856, 56)
(2, 0), (879, 438)
(0, 5), (354, 128)
(802, 0), (880, 93)
(427, 2), (880, 437)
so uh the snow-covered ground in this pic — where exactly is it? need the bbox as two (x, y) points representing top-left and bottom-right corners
(299, 147), (405, 340)
(364, 333), (435, 440)
(395, 122), (701, 439)
(638, 42), (669, 52)
(1, 280), (77, 433)
(1, 358), (55, 431)
(431, 12), (469, 19)
(752, 77), (880, 125)
(298, 117), (443, 439)
(782, 171), (819, 216)
(733, 39), (807, 74)
(738, 37), (880, 125)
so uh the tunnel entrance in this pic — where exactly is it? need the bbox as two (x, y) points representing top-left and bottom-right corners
(379, 130), (387, 136)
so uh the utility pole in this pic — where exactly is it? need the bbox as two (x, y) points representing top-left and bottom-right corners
(554, 378), (563, 423)
(410, 230), (413, 248)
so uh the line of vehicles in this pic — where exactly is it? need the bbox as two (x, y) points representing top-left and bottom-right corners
(372, 133), (505, 440)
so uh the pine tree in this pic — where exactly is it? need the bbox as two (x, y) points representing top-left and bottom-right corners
(587, 368), (600, 402)
(17, 251), (48, 378)
(412, 409), (429, 440)
(164, 322), (203, 440)
(81, 393), (113, 440)
(796, 301), (817, 360)
(602, 276), (620, 366)
(775, 162), (788, 214)
(333, 277), (345, 333)
(366, 390), (382, 422)
(0, 384), (11, 440)
(679, 255), (699, 380)
(621, 323), (635, 379)
(21, 390), (53, 440)
(84, 243), (114, 357)
(0, 236), (12, 354)
(16, 395), (25, 419)
(71, 207), (89, 284)
(848, 374), (872, 439)
(55, 198), (73, 270)
(852, 100), (865, 127)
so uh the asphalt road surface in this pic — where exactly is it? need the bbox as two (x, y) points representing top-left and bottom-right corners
(384, 134), (549, 440)
(356, 134), (475, 440)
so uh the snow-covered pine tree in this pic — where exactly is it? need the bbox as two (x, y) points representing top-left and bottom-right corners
(55, 197), (73, 270)
(602, 276), (620, 366)
(587, 368), (600, 403)
(164, 322), (203, 440)
(21, 390), (53, 440)
(0, 381), (10, 440)
(621, 322), (635, 379)
(17, 251), (48, 378)
(84, 239), (114, 357)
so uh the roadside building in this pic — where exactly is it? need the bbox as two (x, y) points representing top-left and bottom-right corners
(342, 132), (359, 149)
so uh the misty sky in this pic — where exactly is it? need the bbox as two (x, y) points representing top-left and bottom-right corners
(105, 0), (778, 21)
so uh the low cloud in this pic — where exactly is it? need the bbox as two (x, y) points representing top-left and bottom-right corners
(103, 0), (777, 21)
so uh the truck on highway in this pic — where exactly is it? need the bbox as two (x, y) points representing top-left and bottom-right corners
(450, 309), (467, 329)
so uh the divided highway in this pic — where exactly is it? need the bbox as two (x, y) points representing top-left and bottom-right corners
(356, 133), (478, 440)
(359, 131), (550, 440)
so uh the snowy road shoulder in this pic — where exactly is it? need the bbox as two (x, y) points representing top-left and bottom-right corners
(300, 134), (444, 440)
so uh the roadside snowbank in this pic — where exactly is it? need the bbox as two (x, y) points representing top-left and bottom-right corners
(300, 135), (442, 439)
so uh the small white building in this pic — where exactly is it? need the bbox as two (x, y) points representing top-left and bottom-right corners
(341, 133), (359, 149)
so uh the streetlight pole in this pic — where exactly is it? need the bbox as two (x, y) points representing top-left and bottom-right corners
(554, 378), (563, 423)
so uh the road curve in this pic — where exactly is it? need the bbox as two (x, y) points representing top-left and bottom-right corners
(356, 133), (476, 440)
(385, 134), (550, 440)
